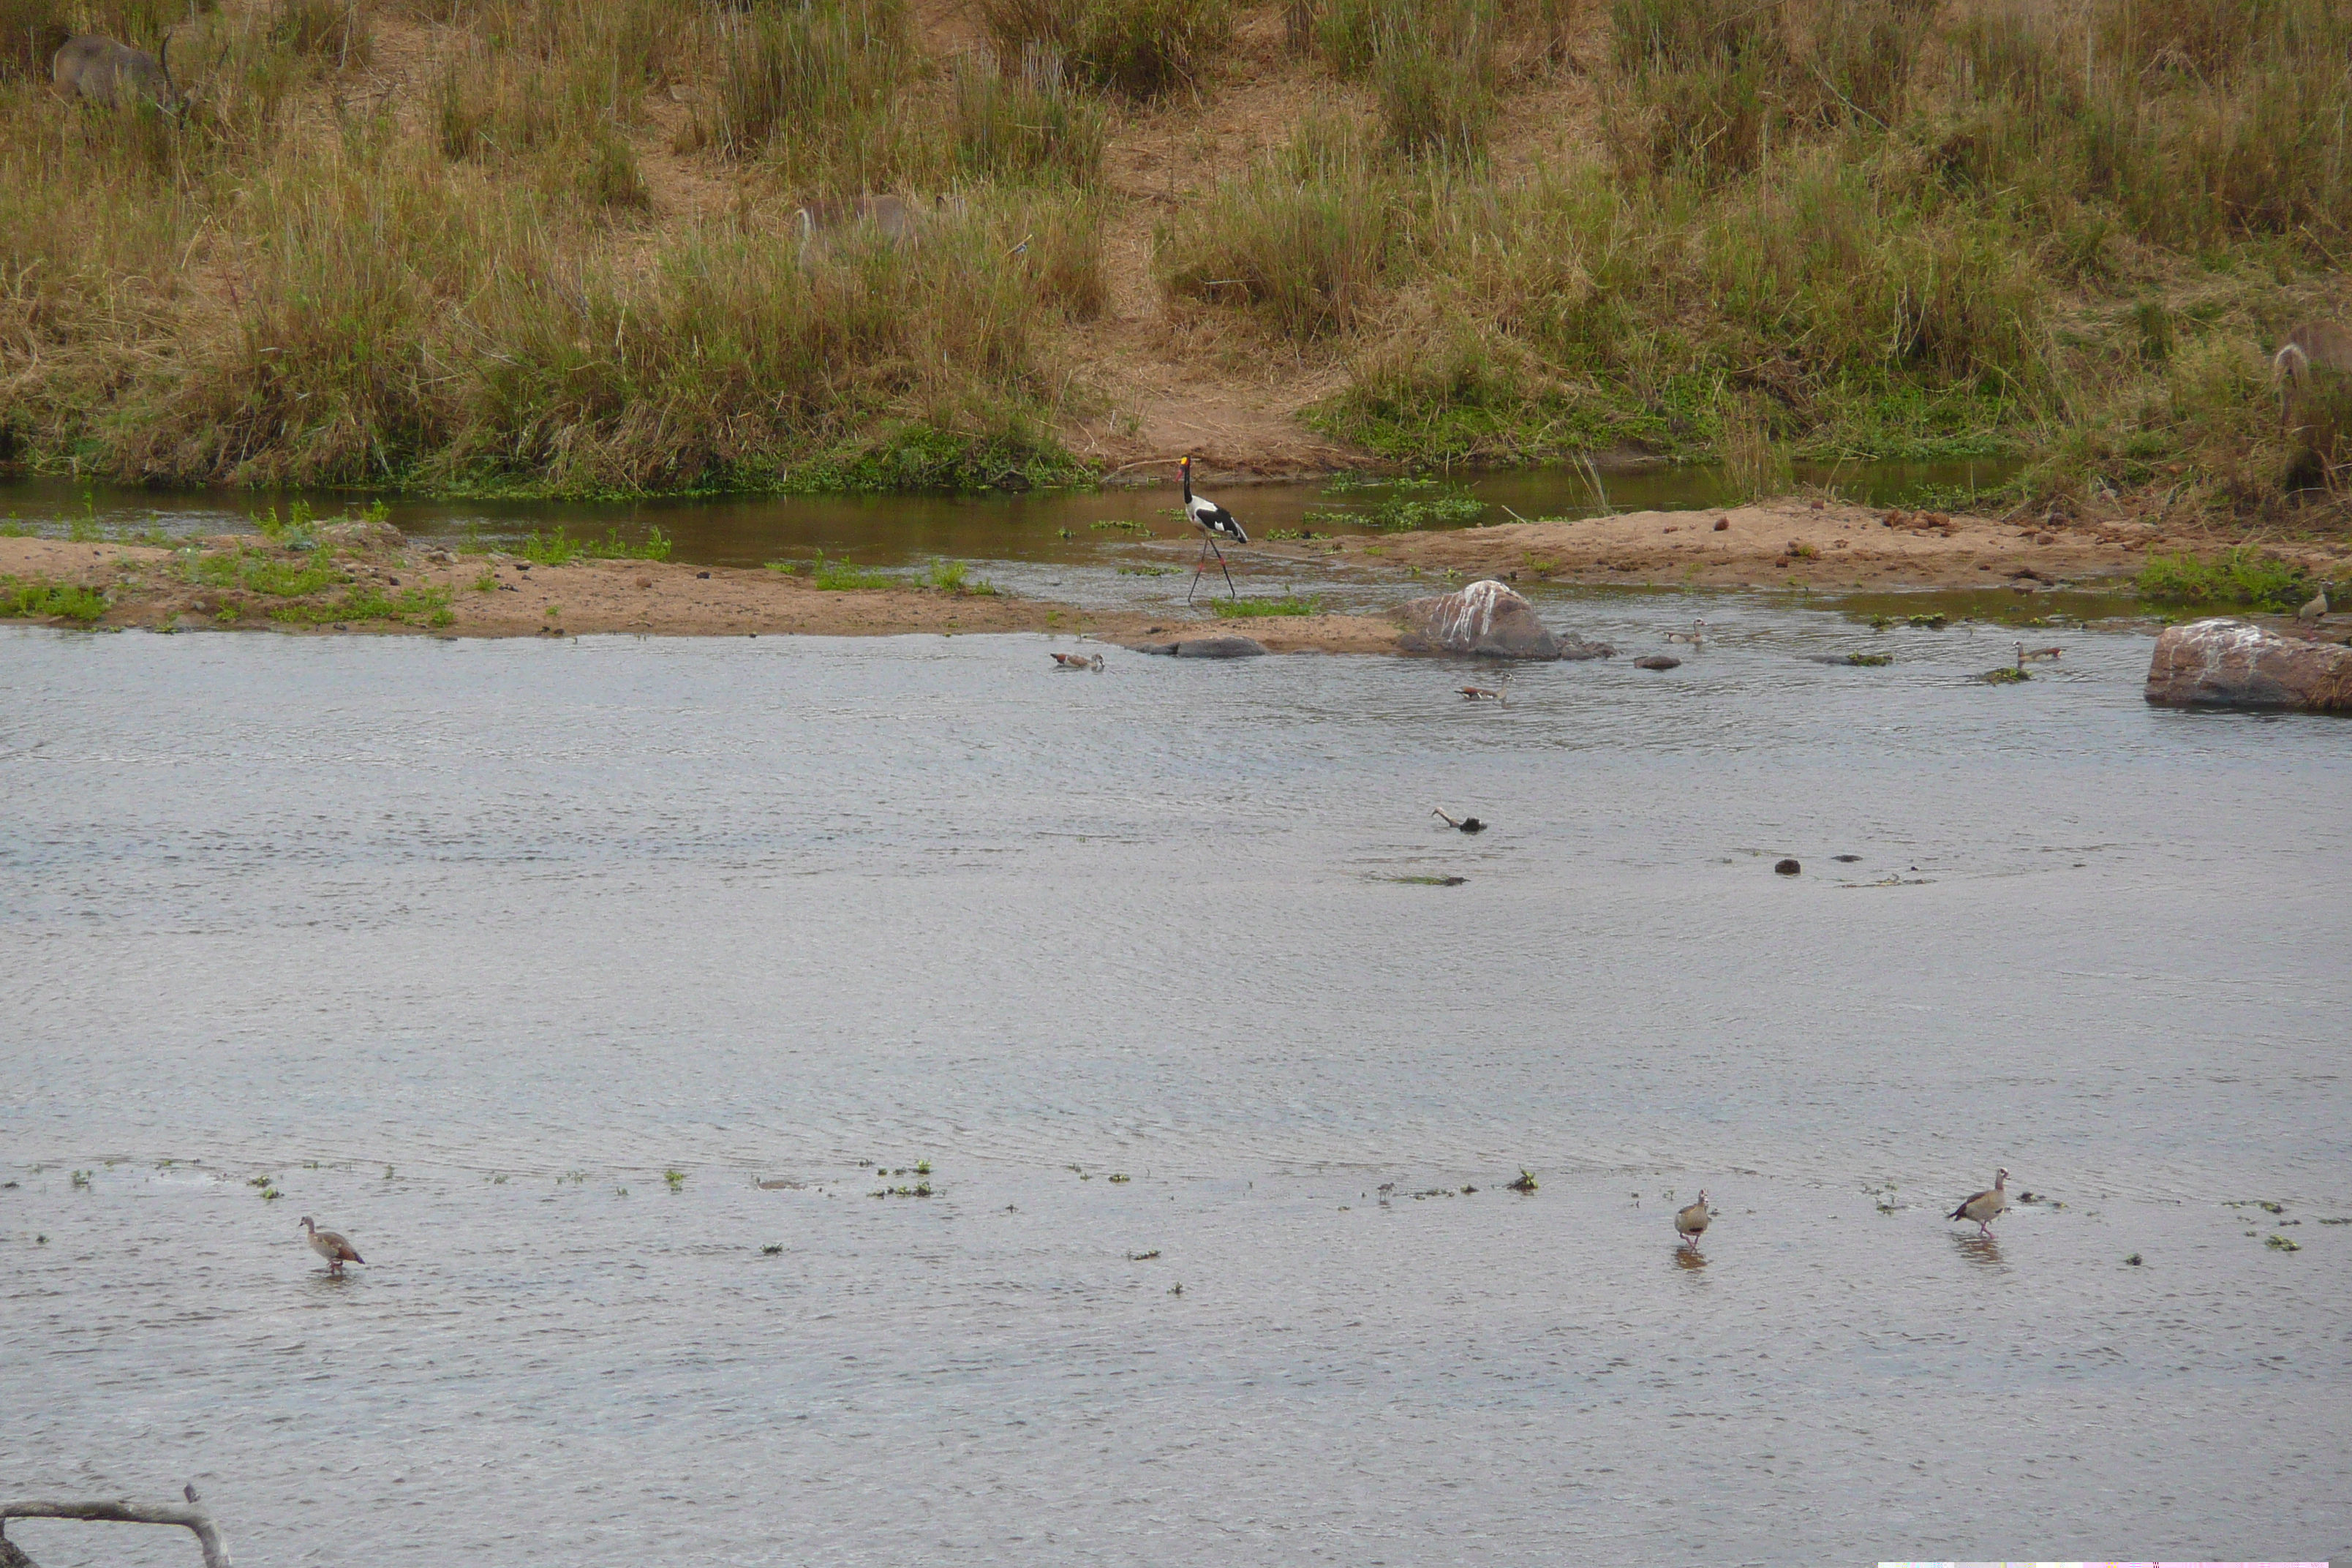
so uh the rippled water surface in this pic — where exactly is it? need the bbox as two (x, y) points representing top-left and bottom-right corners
(3, 599), (2348, 1566)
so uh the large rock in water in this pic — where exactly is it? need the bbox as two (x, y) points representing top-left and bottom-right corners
(1397, 578), (1609, 660)
(2144, 618), (2352, 712)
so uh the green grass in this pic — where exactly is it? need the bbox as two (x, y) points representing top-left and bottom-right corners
(925, 558), (997, 595)
(810, 553), (896, 590)
(521, 525), (674, 565)
(185, 548), (347, 598)
(269, 582), (456, 626)
(2136, 548), (2312, 614)
(1211, 592), (1323, 617)
(2, 576), (109, 623)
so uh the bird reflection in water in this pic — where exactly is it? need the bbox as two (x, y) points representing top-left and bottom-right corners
(1952, 1232), (2006, 1269)
(1672, 1245), (1708, 1273)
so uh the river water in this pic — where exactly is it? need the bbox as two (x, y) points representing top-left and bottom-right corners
(3, 581), (2348, 1563)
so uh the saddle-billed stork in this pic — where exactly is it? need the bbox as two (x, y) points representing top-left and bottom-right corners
(1180, 455), (1246, 603)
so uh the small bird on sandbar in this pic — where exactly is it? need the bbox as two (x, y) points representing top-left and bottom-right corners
(1050, 651), (1104, 671)
(1676, 1190), (1712, 1248)
(1458, 674), (1509, 702)
(1947, 1168), (2010, 1237)
(1432, 807), (1485, 833)
(299, 1215), (364, 1275)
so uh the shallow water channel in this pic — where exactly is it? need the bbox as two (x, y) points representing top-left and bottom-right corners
(3, 581), (2348, 1563)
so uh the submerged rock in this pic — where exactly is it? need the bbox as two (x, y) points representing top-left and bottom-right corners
(1632, 655), (1681, 671)
(2144, 618), (2352, 712)
(1134, 635), (1268, 659)
(1398, 579), (1602, 660)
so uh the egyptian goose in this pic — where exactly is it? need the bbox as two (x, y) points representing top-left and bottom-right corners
(1947, 1169), (2009, 1237)
(1458, 674), (1509, 702)
(1663, 619), (1707, 645)
(2299, 589), (2329, 624)
(1050, 652), (1104, 671)
(1676, 1190), (1711, 1246)
(299, 1215), (364, 1274)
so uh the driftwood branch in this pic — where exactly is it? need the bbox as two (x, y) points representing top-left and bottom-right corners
(1, 1499), (231, 1568)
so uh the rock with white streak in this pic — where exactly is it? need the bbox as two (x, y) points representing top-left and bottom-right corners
(1397, 579), (1610, 660)
(2144, 617), (2352, 712)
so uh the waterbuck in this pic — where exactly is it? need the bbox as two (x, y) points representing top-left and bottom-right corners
(52, 31), (183, 111)
(2274, 320), (2352, 431)
(792, 193), (969, 261)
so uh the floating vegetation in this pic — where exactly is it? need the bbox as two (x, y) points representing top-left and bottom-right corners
(1844, 652), (1894, 666)
(761, 1243), (785, 1255)
(2266, 1233), (2302, 1251)
(1384, 874), (1466, 886)
(1506, 1169), (1538, 1194)
(1978, 666), (2032, 684)
(1107, 1172), (1131, 1183)
(1117, 565), (1175, 576)
(1090, 519), (1153, 534)
(69, 1169), (91, 1190)
(663, 1169), (687, 1191)
(1128, 1249), (1161, 1261)
(2225, 1199), (2287, 1214)
(870, 1183), (935, 1197)
(2126, 1253), (2143, 1265)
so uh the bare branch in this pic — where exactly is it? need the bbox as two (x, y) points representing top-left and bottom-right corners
(1, 1498), (230, 1568)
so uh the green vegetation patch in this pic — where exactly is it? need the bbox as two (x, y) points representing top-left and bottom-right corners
(521, 526), (674, 565)
(1305, 484), (1486, 532)
(185, 548), (347, 599)
(270, 583), (456, 627)
(2136, 548), (2312, 615)
(785, 424), (1094, 495)
(1, 576), (109, 624)
(810, 553), (896, 592)
(1211, 592), (1324, 618)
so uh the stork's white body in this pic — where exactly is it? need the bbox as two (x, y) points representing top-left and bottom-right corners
(1180, 456), (1245, 603)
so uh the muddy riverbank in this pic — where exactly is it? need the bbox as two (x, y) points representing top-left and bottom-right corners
(7, 499), (2346, 647)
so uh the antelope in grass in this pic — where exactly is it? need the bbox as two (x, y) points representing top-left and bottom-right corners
(794, 194), (968, 260)
(2274, 321), (2352, 436)
(52, 31), (184, 112)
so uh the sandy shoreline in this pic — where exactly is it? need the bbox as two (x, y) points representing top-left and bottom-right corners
(5, 500), (2344, 651)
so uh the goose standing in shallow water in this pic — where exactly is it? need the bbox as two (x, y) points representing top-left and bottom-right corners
(1947, 1168), (2010, 1237)
(1663, 619), (1707, 646)
(1676, 1190), (1711, 1247)
(299, 1215), (364, 1275)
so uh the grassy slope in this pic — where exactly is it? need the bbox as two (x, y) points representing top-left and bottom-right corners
(0, 0), (2345, 534)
